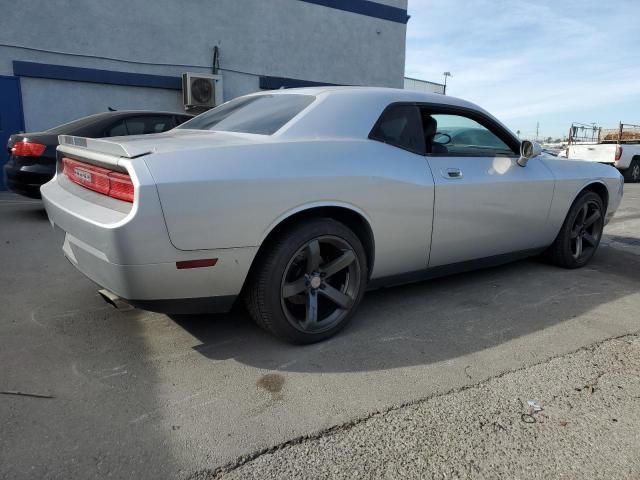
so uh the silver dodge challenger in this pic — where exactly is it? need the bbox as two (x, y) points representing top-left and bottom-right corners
(41, 87), (624, 343)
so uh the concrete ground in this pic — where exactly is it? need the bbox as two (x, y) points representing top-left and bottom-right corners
(210, 334), (640, 480)
(1, 185), (639, 480)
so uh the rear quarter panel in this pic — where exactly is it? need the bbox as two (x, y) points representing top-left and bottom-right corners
(145, 139), (436, 279)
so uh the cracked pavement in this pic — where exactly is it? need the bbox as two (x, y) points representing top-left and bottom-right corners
(200, 334), (640, 479)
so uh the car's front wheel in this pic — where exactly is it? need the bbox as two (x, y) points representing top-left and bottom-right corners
(245, 218), (368, 344)
(546, 191), (605, 268)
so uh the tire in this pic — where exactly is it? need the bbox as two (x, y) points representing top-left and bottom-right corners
(546, 191), (605, 269)
(623, 158), (640, 183)
(245, 218), (368, 344)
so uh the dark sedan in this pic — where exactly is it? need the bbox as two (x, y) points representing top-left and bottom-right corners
(4, 110), (192, 198)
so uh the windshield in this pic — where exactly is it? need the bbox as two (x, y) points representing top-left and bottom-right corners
(178, 94), (315, 135)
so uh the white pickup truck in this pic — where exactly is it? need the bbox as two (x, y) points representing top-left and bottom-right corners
(567, 123), (640, 182)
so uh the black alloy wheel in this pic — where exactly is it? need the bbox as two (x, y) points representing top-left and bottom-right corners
(245, 218), (368, 344)
(280, 236), (361, 334)
(546, 191), (605, 268)
(569, 199), (603, 262)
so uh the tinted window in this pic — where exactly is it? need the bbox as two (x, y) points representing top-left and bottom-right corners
(428, 114), (514, 157)
(125, 115), (175, 135)
(370, 105), (425, 154)
(178, 94), (315, 135)
(175, 115), (192, 126)
(45, 113), (113, 135)
(106, 121), (127, 137)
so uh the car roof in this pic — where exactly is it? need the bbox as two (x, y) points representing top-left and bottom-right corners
(251, 86), (481, 111)
(246, 86), (505, 141)
(44, 110), (192, 135)
(73, 110), (192, 122)
(106, 110), (193, 117)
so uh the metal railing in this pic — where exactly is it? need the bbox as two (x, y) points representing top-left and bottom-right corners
(568, 122), (601, 145)
(569, 122), (640, 145)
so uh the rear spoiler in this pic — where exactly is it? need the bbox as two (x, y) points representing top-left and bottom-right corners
(58, 135), (152, 159)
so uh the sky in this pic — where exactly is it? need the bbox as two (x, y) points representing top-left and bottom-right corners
(405, 0), (640, 139)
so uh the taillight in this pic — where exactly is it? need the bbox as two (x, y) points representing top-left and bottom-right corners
(11, 141), (46, 157)
(615, 145), (623, 162)
(107, 171), (135, 202)
(62, 157), (135, 203)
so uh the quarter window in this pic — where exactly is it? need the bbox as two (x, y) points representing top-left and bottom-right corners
(369, 105), (425, 155)
(178, 94), (315, 135)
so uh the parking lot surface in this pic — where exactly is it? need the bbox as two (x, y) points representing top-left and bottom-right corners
(210, 334), (640, 480)
(1, 185), (639, 479)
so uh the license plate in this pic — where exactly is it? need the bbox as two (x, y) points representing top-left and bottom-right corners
(74, 167), (92, 183)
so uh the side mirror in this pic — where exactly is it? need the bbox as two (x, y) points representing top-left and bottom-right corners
(518, 140), (542, 166)
(433, 132), (452, 145)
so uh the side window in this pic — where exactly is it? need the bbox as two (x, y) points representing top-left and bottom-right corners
(106, 121), (128, 137)
(424, 113), (515, 157)
(175, 115), (192, 126)
(370, 104), (425, 155)
(125, 116), (175, 135)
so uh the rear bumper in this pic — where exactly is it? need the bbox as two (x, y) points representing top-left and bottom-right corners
(42, 172), (256, 314)
(6, 178), (42, 199)
(60, 231), (248, 313)
(4, 163), (54, 198)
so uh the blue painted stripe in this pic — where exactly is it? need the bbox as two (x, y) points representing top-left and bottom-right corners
(12, 61), (182, 90)
(259, 75), (344, 89)
(298, 0), (409, 24)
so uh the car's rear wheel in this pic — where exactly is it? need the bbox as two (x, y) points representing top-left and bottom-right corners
(623, 158), (640, 183)
(546, 191), (605, 268)
(245, 218), (368, 344)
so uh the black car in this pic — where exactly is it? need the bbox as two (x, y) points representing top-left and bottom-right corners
(4, 110), (193, 198)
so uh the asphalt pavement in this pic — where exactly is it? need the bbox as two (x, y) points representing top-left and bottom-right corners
(1, 184), (639, 479)
(211, 334), (640, 479)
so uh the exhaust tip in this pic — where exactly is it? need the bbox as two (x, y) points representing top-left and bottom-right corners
(98, 289), (134, 311)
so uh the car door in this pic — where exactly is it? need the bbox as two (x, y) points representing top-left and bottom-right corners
(423, 108), (555, 267)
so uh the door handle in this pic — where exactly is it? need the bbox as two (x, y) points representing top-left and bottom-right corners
(442, 168), (463, 179)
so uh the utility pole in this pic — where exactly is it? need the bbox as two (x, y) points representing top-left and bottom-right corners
(535, 122), (540, 142)
(442, 72), (452, 95)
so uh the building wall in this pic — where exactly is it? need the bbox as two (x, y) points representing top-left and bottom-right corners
(0, 0), (408, 131)
(404, 77), (446, 95)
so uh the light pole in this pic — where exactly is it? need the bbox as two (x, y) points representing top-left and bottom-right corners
(443, 71), (452, 95)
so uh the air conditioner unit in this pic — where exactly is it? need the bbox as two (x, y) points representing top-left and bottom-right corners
(182, 72), (223, 110)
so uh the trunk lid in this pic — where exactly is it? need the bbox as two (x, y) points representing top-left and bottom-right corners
(58, 129), (264, 159)
(7, 132), (60, 166)
(8, 132), (59, 149)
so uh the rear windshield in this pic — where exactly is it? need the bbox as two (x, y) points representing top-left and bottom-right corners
(45, 113), (112, 135)
(178, 94), (315, 135)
